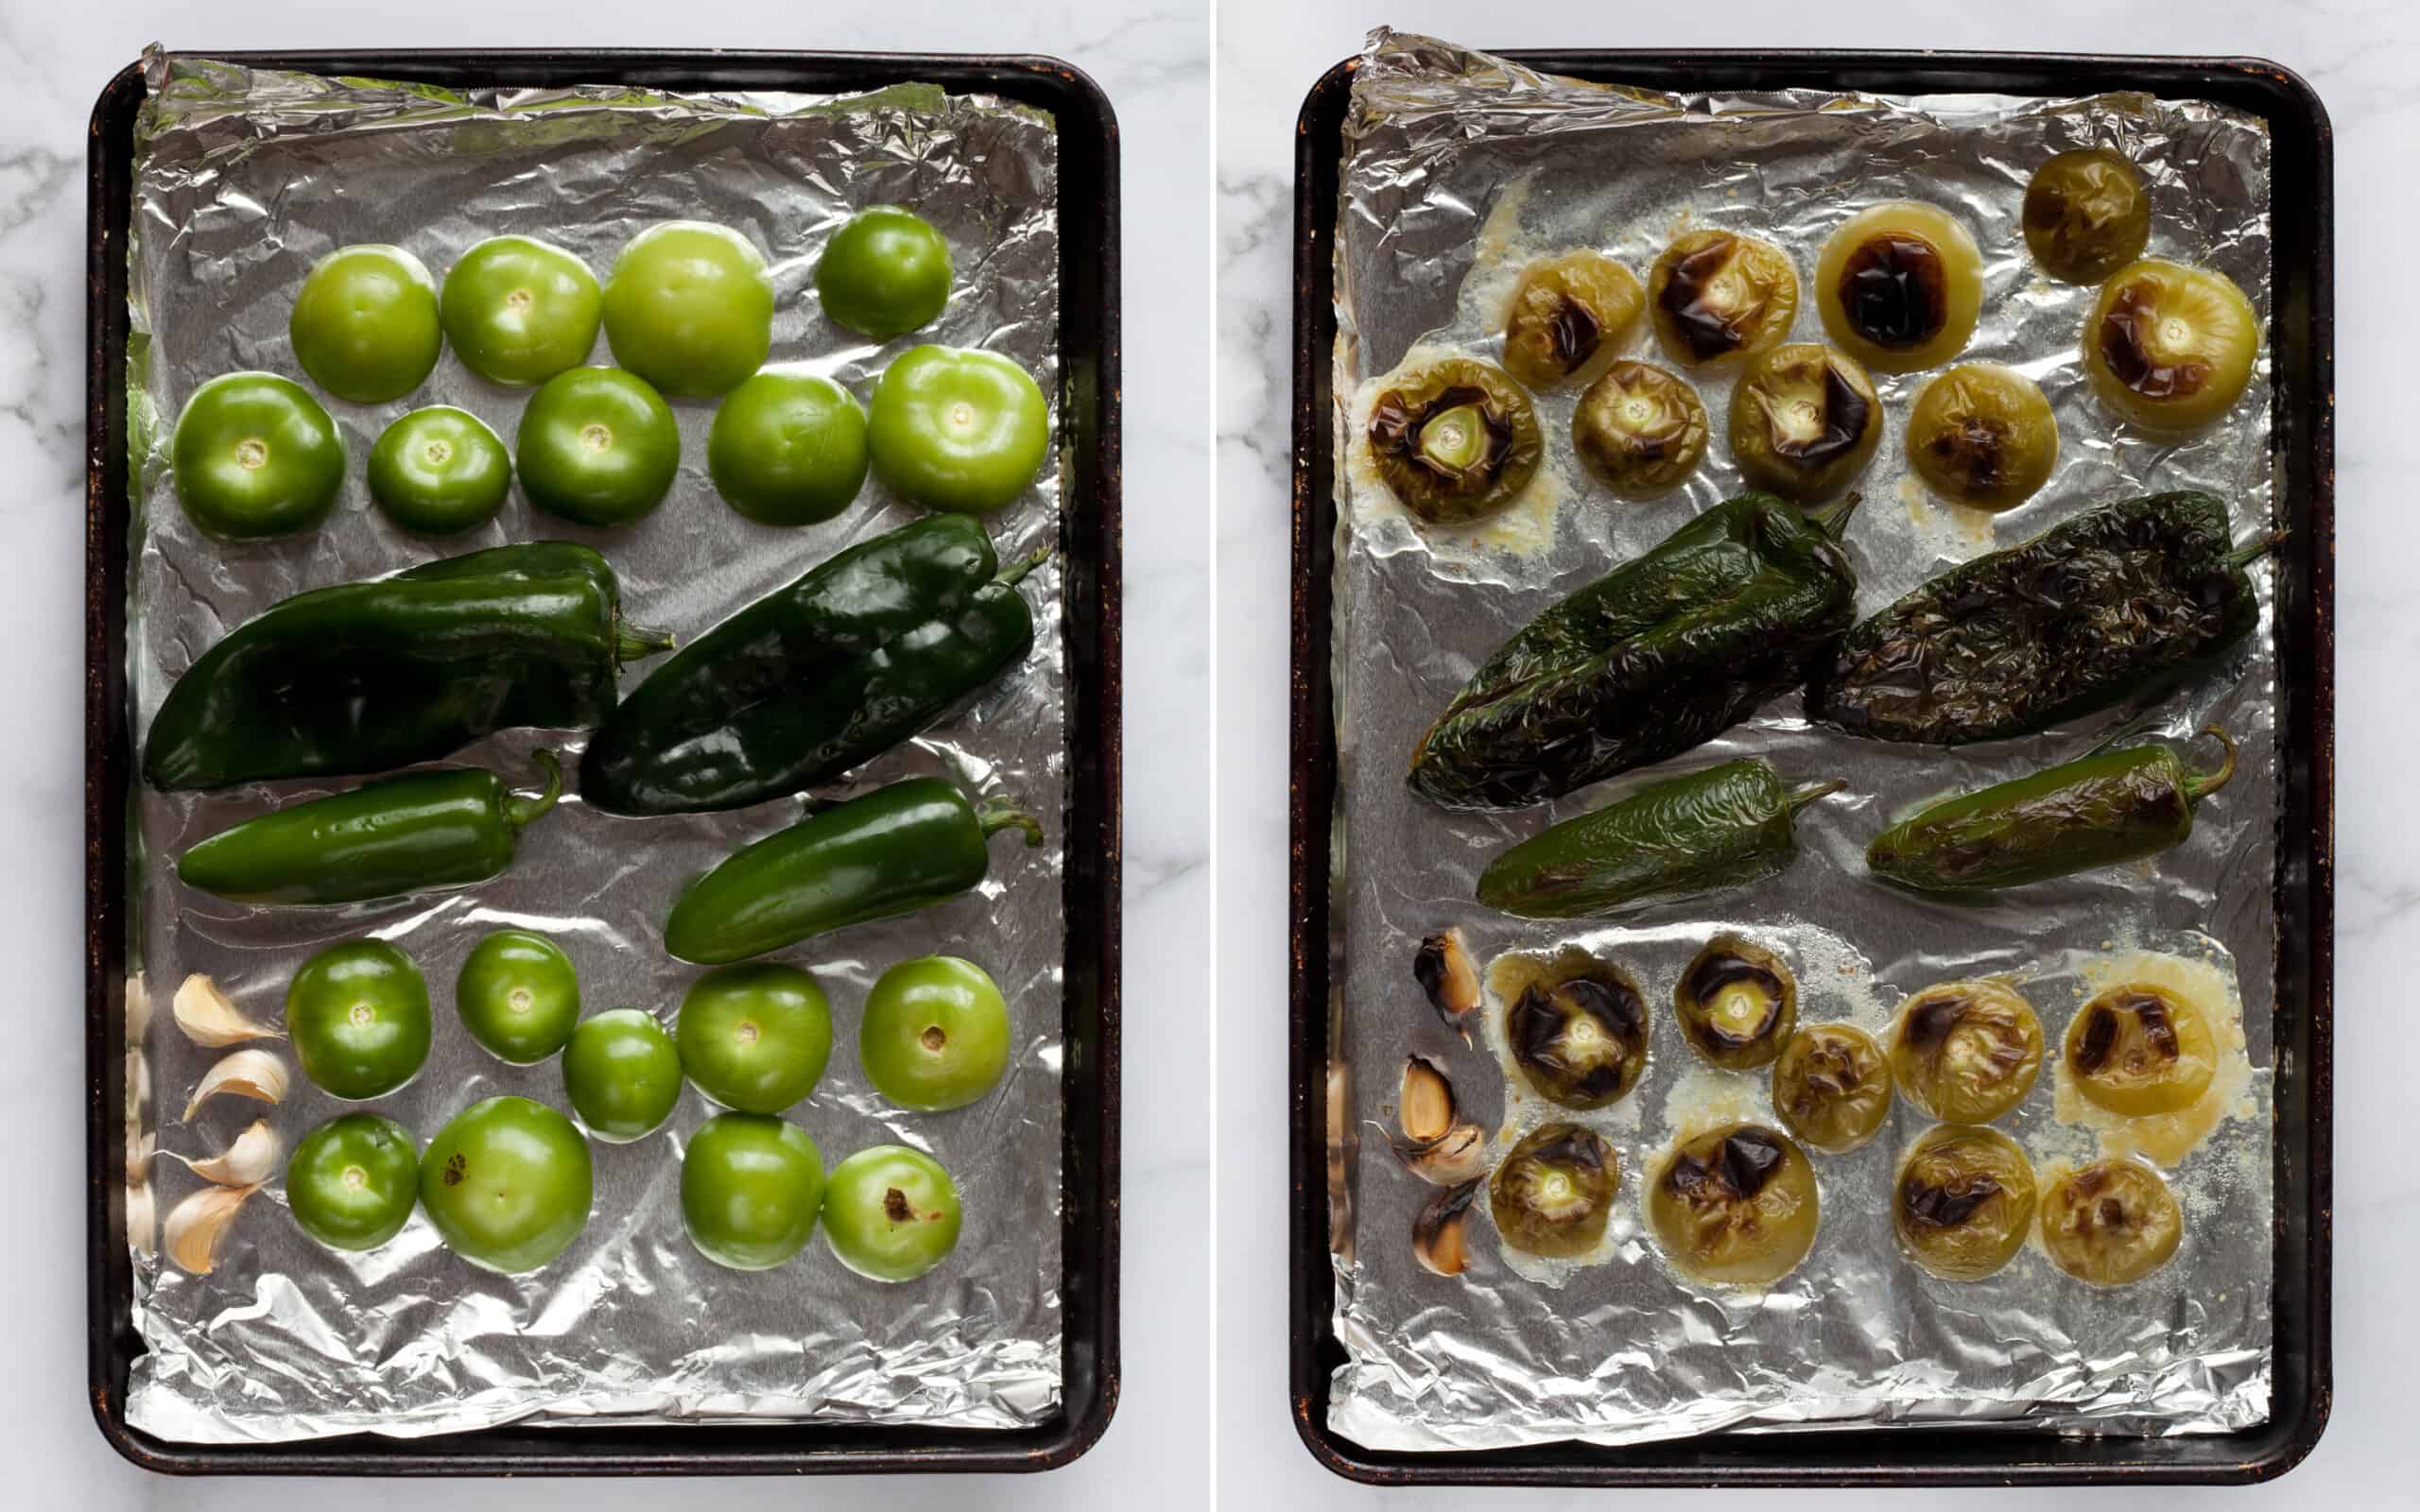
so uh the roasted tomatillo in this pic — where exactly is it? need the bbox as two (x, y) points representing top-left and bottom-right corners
(286, 939), (433, 1100)
(601, 220), (773, 398)
(1813, 201), (1983, 373)
(867, 345), (1050, 513)
(289, 244), (442, 404)
(822, 1145), (962, 1281)
(1894, 1124), (2038, 1281)
(1903, 364), (2059, 512)
(1505, 960), (1650, 1110)
(368, 405), (512, 536)
(1727, 342), (1882, 502)
(1647, 229), (1799, 368)
(816, 206), (953, 339)
(2064, 982), (2218, 1116)
(1365, 357), (1541, 526)
(1489, 1123), (1617, 1260)
(170, 372), (345, 541)
(1673, 937), (1797, 1072)
(285, 1113), (419, 1251)
(1501, 251), (1642, 388)
(441, 234), (603, 387)
(2040, 1158), (2182, 1285)
(1647, 1124), (1821, 1287)
(419, 1095), (592, 1273)
(1888, 980), (2044, 1125)
(1772, 1023), (1894, 1155)
(516, 366), (681, 527)
(2083, 259), (2260, 432)
(1572, 360), (1708, 500)
(2023, 148), (2152, 285)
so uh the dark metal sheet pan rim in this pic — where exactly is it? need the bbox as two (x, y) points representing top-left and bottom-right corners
(86, 46), (1121, 1477)
(1288, 43), (2332, 1487)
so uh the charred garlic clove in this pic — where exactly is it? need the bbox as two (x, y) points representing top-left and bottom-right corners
(1412, 929), (1482, 1046)
(1771, 1022), (1894, 1154)
(1572, 361), (1708, 500)
(2040, 1157), (2183, 1285)
(1727, 342), (1882, 502)
(1503, 251), (1644, 389)
(1489, 1122), (1618, 1259)
(2083, 259), (2259, 432)
(1392, 1056), (1489, 1184)
(1411, 1177), (1482, 1277)
(1814, 201), (1983, 373)
(1904, 363), (2060, 512)
(172, 973), (283, 1048)
(164, 1181), (260, 1275)
(1366, 358), (1543, 526)
(2023, 148), (2152, 286)
(1893, 1124), (2039, 1280)
(1647, 1123), (1822, 1287)
(182, 1048), (290, 1121)
(1507, 961), (1650, 1109)
(1673, 936), (1798, 1072)
(2064, 982), (2217, 1117)
(1888, 979), (2044, 1125)
(1648, 230), (1799, 369)
(187, 1118), (283, 1188)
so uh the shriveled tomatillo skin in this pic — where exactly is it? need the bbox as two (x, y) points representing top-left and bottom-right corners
(601, 220), (773, 398)
(1674, 937), (1798, 1072)
(286, 939), (433, 1101)
(369, 406), (512, 536)
(682, 1112), (825, 1270)
(2023, 149), (2152, 285)
(1648, 1124), (1821, 1287)
(289, 244), (442, 404)
(859, 955), (1011, 1112)
(2083, 259), (2260, 432)
(1648, 229), (1799, 368)
(707, 370), (869, 526)
(816, 206), (953, 340)
(822, 1144), (963, 1281)
(419, 1095), (593, 1273)
(516, 366), (681, 527)
(1365, 357), (1542, 526)
(1572, 360), (1707, 500)
(561, 1008), (683, 1143)
(1505, 961), (1650, 1110)
(2064, 982), (2219, 1116)
(441, 235), (602, 387)
(1814, 202), (1983, 373)
(456, 929), (580, 1066)
(1772, 1023), (1893, 1154)
(1489, 1122), (1617, 1259)
(868, 345), (1051, 514)
(285, 1113), (419, 1251)
(1889, 980), (2044, 1125)
(1903, 363), (2059, 512)
(1502, 251), (1643, 388)
(1727, 342), (1882, 502)
(170, 372), (345, 541)
(2040, 1158), (2183, 1284)
(1894, 1124), (2038, 1280)
(675, 964), (833, 1114)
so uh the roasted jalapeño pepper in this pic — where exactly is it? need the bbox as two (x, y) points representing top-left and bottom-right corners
(178, 751), (563, 905)
(581, 515), (1043, 816)
(1808, 490), (2270, 744)
(143, 542), (671, 791)
(1866, 728), (2237, 892)
(664, 776), (1043, 964)
(1408, 492), (1858, 812)
(1476, 758), (1841, 919)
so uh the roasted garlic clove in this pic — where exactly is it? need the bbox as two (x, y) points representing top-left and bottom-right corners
(172, 973), (283, 1048)
(1814, 201), (1983, 373)
(2083, 259), (2259, 432)
(1411, 1177), (1483, 1277)
(1673, 937), (1798, 1072)
(1412, 929), (1481, 1046)
(1888, 980), (2044, 1125)
(2023, 148), (2152, 285)
(1648, 230), (1799, 368)
(1904, 363), (2060, 512)
(188, 1119), (283, 1188)
(2064, 983), (2218, 1116)
(1507, 961), (1650, 1109)
(182, 1048), (290, 1121)
(164, 1181), (260, 1275)
(1503, 251), (1644, 389)
(1489, 1122), (1618, 1259)
(1647, 1123), (1822, 1287)
(1366, 358), (1543, 526)
(2040, 1158), (2183, 1285)
(1572, 361), (1708, 500)
(1893, 1124), (2039, 1281)
(1771, 1022), (1894, 1154)
(1727, 342), (1882, 502)
(1392, 1056), (1490, 1184)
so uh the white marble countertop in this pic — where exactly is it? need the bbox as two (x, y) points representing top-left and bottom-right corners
(0, 2), (1206, 1507)
(1217, 1), (2408, 1506)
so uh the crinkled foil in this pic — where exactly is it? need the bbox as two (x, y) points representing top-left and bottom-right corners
(121, 49), (1066, 1443)
(1325, 30), (2277, 1452)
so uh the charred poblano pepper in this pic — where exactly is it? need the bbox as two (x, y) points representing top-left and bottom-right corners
(1808, 490), (2269, 744)
(581, 515), (1041, 816)
(1867, 728), (2237, 892)
(1476, 758), (1842, 918)
(1409, 493), (1859, 811)
(144, 542), (671, 792)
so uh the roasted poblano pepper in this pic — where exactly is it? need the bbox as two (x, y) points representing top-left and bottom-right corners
(1409, 492), (1859, 811)
(1866, 728), (2237, 892)
(664, 776), (1042, 964)
(1477, 758), (1841, 918)
(581, 515), (1042, 816)
(1808, 490), (2269, 744)
(144, 543), (671, 791)
(178, 751), (563, 905)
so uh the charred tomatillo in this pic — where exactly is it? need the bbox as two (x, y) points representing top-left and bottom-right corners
(675, 964), (832, 1114)
(170, 372), (345, 541)
(286, 939), (432, 1100)
(515, 366), (680, 527)
(600, 220), (773, 398)
(285, 1113), (419, 1251)
(562, 1008), (683, 1143)
(441, 234), (603, 387)
(859, 955), (1010, 1112)
(368, 406), (511, 536)
(821, 1144), (962, 1282)
(706, 370), (869, 526)
(816, 207), (952, 339)
(680, 1112), (825, 1270)
(456, 929), (579, 1065)
(419, 1095), (592, 1273)
(867, 345), (1049, 514)
(289, 244), (442, 404)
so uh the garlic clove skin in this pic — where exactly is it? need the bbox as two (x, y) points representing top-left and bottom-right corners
(126, 1180), (158, 1259)
(173, 973), (282, 1048)
(183, 1049), (289, 1121)
(126, 971), (153, 1045)
(164, 1183), (257, 1274)
(127, 1129), (156, 1186)
(187, 1119), (280, 1187)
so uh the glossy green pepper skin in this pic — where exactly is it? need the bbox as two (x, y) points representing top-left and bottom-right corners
(665, 777), (1042, 965)
(580, 515), (1041, 816)
(1409, 493), (1860, 811)
(143, 542), (672, 791)
(178, 752), (561, 905)
(1810, 491), (2270, 745)
(1867, 728), (2238, 891)
(1477, 759), (1841, 919)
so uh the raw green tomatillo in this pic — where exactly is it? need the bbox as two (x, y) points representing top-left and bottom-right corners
(285, 1112), (420, 1251)
(515, 366), (681, 527)
(859, 955), (1011, 1112)
(562, 1008), (683, 1143)
(867, 345), (1050, 514)
(289, 244), (443, 404)
(456, 929), (580, 1064)
(681, 1112), (826, 1270)
(170, 372), (345, 541)
(821, 1144), (962, 1282)
(675, 964), (833, 1114)
(286, 938), (433, 1100)
(419, 1095), (593, 1273)
(816, 206), (952, 339)
(706, 370), (870, 526)
(600, 220), (774, 398)
(441, 234), (603, 387)
(368, 405), (512, 535)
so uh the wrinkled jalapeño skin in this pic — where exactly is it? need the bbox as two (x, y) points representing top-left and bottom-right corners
(1409, 493), (1858, 811)
(580, 515), (1037, 816)
(143, 543), (665, 792)
(1809, 490), (2262, 745)
(1478, 758), (1824, 918)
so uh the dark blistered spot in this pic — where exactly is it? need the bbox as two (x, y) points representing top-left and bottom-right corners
(1838, 232), (1948, 349)
(2126, 993), (2181, 1059)
(1683, 953), (1787, 1047)
(1771, 362), (1872, 466)
(1547, 297), (1601, 370)
(1529, 1128), (1608, 1177)
(1927, 415), (2011, 491)
(883, 1187), (913, 1224)
(2073, 1005), (2119, 1074)
(2098, 283), (2211, 400)
(1661, 234), (1758, 360)
(2098, 1197), (2128, 1228)
(1903, 1173), (2000, 1228)
(1905, 994), (1970, 1052)
(1720, 1129), (1787, 1196)
(2069, 1164), (2111, 1199)
(442, 1153), (466, 1188)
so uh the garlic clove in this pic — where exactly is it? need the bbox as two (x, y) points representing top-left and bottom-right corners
(127, 1048), (150, 1122)
(127, 1129), (156, 1186)
(183, 1048), (288, 1121)
(126, 971), (153, 1044)
(173, 973), (282, 1048)
(126, 1180), (158, 1259)
(187, 1119), (280, 1187)
(164, 1182), (257, 1274)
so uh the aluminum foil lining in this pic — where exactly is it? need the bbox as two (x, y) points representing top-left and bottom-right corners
(1324, 30), (2277, 1453)
(121, 49), (1065, 1444)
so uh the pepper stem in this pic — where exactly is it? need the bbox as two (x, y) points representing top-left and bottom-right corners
(2229, 529), (2287, 570)
(995, 546), (1053, 589)
(1785, 778), (1846, 817)
(504, 749), (564, 831)
(1806, 492), (1861, 541)
(614, 615), (677, 666)
(978, 800), (1045, 849)
(2181, 727), (2238, 806)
